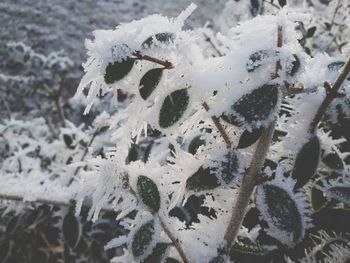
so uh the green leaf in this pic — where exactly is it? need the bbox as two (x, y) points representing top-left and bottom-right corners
(165, 258), (180, 263)
(62, 212), (81, 249)
(322, 152), (344, 171)
(221, 84), (280, 129)
(142, 33), (175, 48)
(132, 221), (155, 258)
(139, 68), (163, 100)
(326, 186), (350, 205)
(327, 61), (345, 71)
(63, 134), (75, 149)
(188, 135), (206, 155)
(246, 50), (278, 72)
(104, 57), (135, 84)
(306, 26), (317, 38)
(159, 89), (189, 128)
(142, 243), (168, 263)
(287, 54), (301, 77)
(278, 0), (287, 7)
(250, 0), (261, 17)
(292, 136), (321, 190)
(311, 180), (328, 212)
(137, 176), (161, 213)
(126, 144), (139, 164)
(256, 184), (304, 246)
(186, 166), (220, 191)
(219, 150), (241, 185)
(237, 128), (263, 149)
(232, 236), (271, 255)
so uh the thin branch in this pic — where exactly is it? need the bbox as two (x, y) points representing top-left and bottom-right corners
(133, 51), (174, 69)
(202, 102), (232, 147)
(203, 33), (224, 57)
(223, 120), (276, 250)
(159, 216), (190, 263)
(309, 56), (350, 133)
(329, 0), (342, 29)
(223, 24), (283, 252)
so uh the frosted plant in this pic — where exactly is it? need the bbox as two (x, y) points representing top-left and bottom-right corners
(1, 0), (350, 262)
(70, 2), (350, 262)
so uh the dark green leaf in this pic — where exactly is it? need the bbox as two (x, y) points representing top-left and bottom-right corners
(292, 136), (321, 190)
(139, 68), (163, 100)
(188, 135), (206, 155)
(287, 54), (301, 77)
(159, 89), (189, 128)
(219, 150), (241, 185)
(62, 212), (81, 249)
(104, 57), (135, 84)
(63, 134), (74, 149)
(246, 50), (277, 72)
(250, 0), (262, 16)
(237, 127), (263, 149)
(256, 184), (303, 245)
(142, 33), (175, 48)
(322, 152), (344, 171)
(306, 26), (316, 38)
(165, 258), (180, 263)
(222, 84), (280, 129)
(186, 166), (220, 191)
(142, 243), (168, 263)
(311, 180), (328, 212)
(232, 236), (271, 255)
(278, 0), (287, 7)
(327, 186), (350, 205)
(327, 61), (345, 71)
(126, 144), (139, 164)
(137, 176), (161, 212)
(143, 143), (153, 163)
(132, 221), (155, 258)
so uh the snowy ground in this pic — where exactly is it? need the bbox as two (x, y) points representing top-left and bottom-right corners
(0, 0), (227, 67)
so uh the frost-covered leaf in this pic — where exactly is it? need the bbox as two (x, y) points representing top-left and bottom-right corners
(186, 166), (220, 192)
(256, 183), (305, 246)
(232, 236), (271, 255)
(142, 243), (168, 263)
(137, 176), (161, 213)
(126, 144), (139, 164)
(237, 128), (262, 149)
(188, 135), (206, 155)
(311, 180), (328, 212)
(63, 134), (75, 149)
(287, 54), (301, 77)
(131, 220), (155, 258)
(165, 258), (180, 263)
(250, 0), (262, 17)
(139, 68), (163, 100)
(142, 33), (175, 48)
(322, 152), (344, 171)
(278, 0), (287, 7)
(222, 84), (280, 129)
(326, 186), (350, 205)
(219, 150), (241, 185)
(104, 57), (135, 84)
(246, 50), (277, 72)
(292, 136), (321, 190)
(62, 212), (81, 249)
(327, 61), (345, 71)
(159, 89), (189, 128)
(306, 26), (317, 38)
